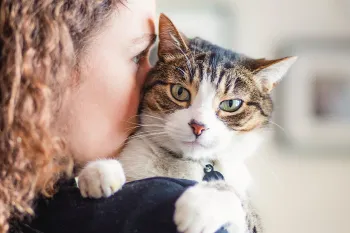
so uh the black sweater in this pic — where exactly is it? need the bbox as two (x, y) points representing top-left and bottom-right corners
(10, 177), (229, 233)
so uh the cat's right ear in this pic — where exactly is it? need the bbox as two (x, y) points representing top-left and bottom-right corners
(252, 56), (297, 93)
(158, 13), (189, 61)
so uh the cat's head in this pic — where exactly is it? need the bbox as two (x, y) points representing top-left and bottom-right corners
(139, 14), (296, 161)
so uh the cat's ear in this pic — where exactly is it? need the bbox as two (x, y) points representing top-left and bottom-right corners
(158, 13), (189, 61)
(252, 56), (297, 93)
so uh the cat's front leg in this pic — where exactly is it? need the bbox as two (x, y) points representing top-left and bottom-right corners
(78, 159), (126, 198)
(174, 181), (247, 233)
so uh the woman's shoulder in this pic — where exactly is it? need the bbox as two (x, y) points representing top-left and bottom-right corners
(11, 177), (196, 233)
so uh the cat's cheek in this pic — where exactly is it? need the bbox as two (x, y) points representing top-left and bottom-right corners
(201, 126), (232, 149)
(166, 110), (194, 138)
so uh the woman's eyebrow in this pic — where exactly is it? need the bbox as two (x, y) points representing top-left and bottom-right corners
(132, 33), (157, 46)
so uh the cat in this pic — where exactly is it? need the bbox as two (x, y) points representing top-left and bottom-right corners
(78, 13), (297, 233)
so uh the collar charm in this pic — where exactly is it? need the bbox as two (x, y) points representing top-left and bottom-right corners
(203, 164), (224, 181)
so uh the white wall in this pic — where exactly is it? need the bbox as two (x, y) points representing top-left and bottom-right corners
(232, 1), (350, 233)
(232, 0), (350, 56)
(248, 143), (350, 233)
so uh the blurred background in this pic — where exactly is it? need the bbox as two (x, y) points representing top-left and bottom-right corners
(155, 1), (350, 233)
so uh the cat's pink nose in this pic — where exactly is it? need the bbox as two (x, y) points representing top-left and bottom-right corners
(189, 120), (207, 137)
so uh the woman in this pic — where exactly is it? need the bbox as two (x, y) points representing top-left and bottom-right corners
(1, 1), (230, 233)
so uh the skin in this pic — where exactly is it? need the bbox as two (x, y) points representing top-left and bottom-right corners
(56, 0), (156, 165)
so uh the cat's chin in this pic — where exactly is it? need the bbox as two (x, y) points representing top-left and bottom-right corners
(178, 140), (219, 161)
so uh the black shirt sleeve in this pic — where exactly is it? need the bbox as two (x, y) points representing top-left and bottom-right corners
(12, 177), (229, 233)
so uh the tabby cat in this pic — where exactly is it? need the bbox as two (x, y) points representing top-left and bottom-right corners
(78, 14), (297, 233)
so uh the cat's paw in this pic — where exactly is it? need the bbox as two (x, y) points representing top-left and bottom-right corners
(78, 159), (125, 199)
(174, 184), (246, 233)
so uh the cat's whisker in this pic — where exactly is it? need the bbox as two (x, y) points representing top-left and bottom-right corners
(230, 76), (239, 93)
(127, 129), (187, 143)
(124, 123), (165, 134)
(268, 120), (287, 135)
(122, 120), (139, 127)
(254, 155), (283, 187)
(133, 130), (166, 136)
(126, 132), (169, 142)
(116, 130), (169, 152)
(125, 123), (164, 131)
(126, 124), (165, 130)
(191, 47), (196, 66)
(123, 119), (153, 127)
(140, 114), (168, 122)
(124, 121), (187, 138)
(127, 123), (180, 131)
(172, 41), (194, 78)
(127, 110), (175, 125)
(124, 114), (168, 124)
(124, 115), (140, 124)
(113, 138), (130, 155)
(123, 126), (140, 134)
(129, 129), (167, 136)
(136, 130), (186, 139)
(166, 128), (191, 137)
(176, 66), (186, 76)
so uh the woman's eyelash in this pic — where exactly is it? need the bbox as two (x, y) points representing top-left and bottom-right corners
(132, 49), (148, 64)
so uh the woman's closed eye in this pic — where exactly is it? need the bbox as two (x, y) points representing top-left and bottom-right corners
(131, 34), (156, 66)
(132, 48), (148, 65)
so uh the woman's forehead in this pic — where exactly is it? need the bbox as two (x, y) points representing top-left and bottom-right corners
(117, 0), (156, 37)
(82, 0), (156, 57)
(102, 0), (156, 48)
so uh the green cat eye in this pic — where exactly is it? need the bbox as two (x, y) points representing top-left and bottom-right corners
(219, 99), (243, 112)
(170, 84), (190, 102)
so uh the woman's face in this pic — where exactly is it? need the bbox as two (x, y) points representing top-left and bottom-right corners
(58, 0), (156, 164)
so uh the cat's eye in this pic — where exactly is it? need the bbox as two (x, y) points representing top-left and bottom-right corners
(171, 84), (190, 102)
(219, 99), (243, 112)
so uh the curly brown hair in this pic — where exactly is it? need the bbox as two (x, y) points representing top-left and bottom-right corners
(0, 1), (122, 232)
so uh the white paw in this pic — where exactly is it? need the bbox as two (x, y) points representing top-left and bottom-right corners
(78, 159), (126, 199)
(174, 184), (246, 233)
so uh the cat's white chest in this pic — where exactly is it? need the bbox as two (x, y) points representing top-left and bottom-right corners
(119, 137), (252, 198)
(215, 160), (251, 198)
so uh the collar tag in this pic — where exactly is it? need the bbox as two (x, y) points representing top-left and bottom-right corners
(203, 164), (225, 181)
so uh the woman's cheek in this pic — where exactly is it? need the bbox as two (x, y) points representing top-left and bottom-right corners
(137, 59), (151, 86)
(114, 59), (150, 145)
(114, 69), (141, 134)
(124, 85), (140, 120)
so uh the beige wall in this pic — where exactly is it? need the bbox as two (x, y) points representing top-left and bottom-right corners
(232, 0), (350, 56)
(248, 143), (350, 233)
(233, 0), (350, 233)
